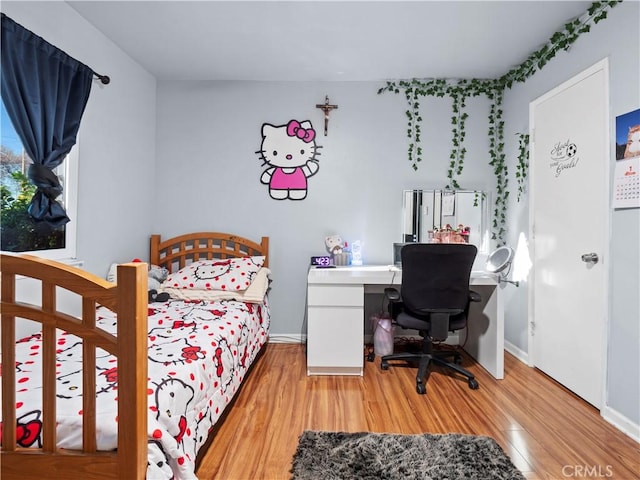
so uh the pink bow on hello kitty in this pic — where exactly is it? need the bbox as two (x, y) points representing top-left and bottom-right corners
(286, 120), (316, 143)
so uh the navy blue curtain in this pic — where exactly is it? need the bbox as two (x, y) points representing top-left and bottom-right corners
(1, 13), (93, 227)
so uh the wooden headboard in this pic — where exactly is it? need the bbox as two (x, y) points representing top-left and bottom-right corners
(150, 232), (269, 273)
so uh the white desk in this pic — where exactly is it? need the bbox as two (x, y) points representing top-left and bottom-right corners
(306, 265), (504, 379)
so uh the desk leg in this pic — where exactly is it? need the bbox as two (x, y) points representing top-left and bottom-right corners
(464, 284), (504, 379)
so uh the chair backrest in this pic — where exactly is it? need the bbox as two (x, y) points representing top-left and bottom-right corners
(400, 243), (478, 315)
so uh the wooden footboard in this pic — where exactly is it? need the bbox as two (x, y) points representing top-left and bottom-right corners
(0, 254), (149, 480)
(150, 232), (270, 271)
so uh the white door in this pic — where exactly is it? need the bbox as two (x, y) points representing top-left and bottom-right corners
(529, 59), (609, 408)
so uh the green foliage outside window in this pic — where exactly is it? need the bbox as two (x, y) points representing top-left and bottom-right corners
(1, 165), (64, 252)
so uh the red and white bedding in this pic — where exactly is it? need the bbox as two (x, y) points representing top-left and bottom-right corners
(4, 295), (270, 480)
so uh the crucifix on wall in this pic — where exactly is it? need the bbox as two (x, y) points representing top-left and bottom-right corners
(316, 95), (338, 136)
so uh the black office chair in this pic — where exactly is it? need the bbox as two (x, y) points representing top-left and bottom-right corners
(381, 243), (481, 394)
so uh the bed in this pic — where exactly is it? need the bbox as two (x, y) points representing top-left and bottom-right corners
(1, 232), (270, 480)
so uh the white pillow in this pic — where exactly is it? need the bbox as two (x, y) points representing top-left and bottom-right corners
(106, 263), (118, 283)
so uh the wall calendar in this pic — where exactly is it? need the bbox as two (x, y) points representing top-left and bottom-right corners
(613, 157), (639, 208)
(613, 108), (640, 209)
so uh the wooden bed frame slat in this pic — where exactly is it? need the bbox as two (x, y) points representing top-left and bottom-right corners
(42, 319), (56, 452)
(42, 280), (56, 452)
(1, 270), (17, 451)
(83, 297), (98, 453)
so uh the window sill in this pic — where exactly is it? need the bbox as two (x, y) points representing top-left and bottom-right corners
(59, 258), (84, 268)
(14, 257), (84, 281)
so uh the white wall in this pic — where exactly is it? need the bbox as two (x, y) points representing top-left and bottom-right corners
(501, 1), (640, 430)
(154, 81), (495, 341)
(2, 1), (157, 278)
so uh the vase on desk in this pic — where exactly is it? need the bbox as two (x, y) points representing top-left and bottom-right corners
(333, 252), (350, 266)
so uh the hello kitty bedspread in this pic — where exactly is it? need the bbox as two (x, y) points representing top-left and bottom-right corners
(5, 297), (270, 480)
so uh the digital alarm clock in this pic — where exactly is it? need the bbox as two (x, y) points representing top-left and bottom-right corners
(310, 255), (333, 267)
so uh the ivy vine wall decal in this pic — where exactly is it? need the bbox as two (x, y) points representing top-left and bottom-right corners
(516, 133), (530, 202)
(378, 0), (621, 244)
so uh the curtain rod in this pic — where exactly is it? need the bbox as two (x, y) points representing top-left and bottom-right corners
(93, 72), (110, 85)
(1, 14), (111, 86)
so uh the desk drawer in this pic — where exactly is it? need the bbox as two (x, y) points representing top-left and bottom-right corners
(307, 305), (364, 375)
(308, 284), (363, 307)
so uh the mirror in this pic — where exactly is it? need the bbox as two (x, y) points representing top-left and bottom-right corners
(486, 246), (514, 273)
(486, 246), (519, 286)
(402, 189), (490, 253)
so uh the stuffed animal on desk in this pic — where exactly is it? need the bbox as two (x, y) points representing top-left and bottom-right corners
(325, 234), (344, 255)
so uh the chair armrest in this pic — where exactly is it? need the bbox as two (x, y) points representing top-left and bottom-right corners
(469, 290), (481, 303)
(384, 287), (401, 302)
(384, 288), (402, 319)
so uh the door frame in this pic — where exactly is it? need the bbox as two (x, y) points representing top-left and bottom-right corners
(527, 58), (611, 409)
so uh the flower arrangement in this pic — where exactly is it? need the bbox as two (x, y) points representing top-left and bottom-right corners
(429, 224), (470, 244)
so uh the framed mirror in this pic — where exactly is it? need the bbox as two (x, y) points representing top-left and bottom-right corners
(402, 189), (490, 253)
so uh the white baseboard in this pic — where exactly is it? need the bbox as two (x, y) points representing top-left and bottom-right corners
(268, 333), (461, 346)
(268, 334), (305, 344)
(504, 340), (529, 364)
(601, 405), (640, 443)
(502, 341), (639, 443)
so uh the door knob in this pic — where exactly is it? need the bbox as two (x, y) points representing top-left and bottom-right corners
(581, 253), (599, 264)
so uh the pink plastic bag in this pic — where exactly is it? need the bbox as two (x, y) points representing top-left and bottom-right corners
(372, 313), (394, 357)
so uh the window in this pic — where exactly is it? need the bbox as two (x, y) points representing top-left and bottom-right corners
(1, 100), (77, 260)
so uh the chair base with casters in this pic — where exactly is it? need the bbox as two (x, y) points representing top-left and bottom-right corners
(380, 335), (479, 395)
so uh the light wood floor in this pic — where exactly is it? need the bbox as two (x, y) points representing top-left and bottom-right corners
(196, 343), (640, 480)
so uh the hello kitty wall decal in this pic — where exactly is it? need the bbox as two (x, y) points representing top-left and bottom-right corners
(256, 119), (323, 200)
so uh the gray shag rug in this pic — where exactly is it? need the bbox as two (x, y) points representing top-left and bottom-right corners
(291, 431), (526, 480)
